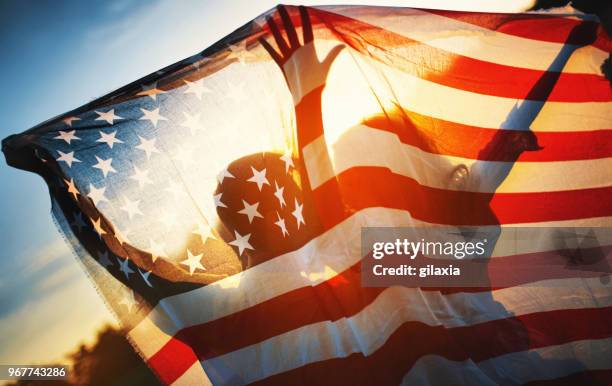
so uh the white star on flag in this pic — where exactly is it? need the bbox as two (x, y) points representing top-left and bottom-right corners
(229, 230), (253, 256)
(181, 249), (206, 275)
(181, 111), (203, 135)
(189, 54), (212, 69)
(137, 82), (164, 101)
(139, 269), (154, 287)
(62, 116), (80, 127)
(95, 109), (122, 125)
(56, 150), (81, 167)
(117, 257), (135, 279)
(114, 227), (130, 246)
(96, 130), (123, 148)
(130, 166), (153, 188)
(274, 181), (286, 208)
(54, 130), (80, 144)
(71, 212), (87, 233)
(217, 167), (235, 184)
(247, 166), (270, 191)
(238, 200), (264, 223)
(183, 79), (211, 100)
(136, 136), (160, 159)
(87, 184), (108, 205)
(97, 250), (113, 268)
(93, 156), (117, 178)
(214, 192), (228, 208)
(280, 151), (294, 173)
(140, 107), (168, 128)
(64, 178), (79, 200)
(275, 212), (289, 237)
(227, 41), (256, 65)
(90, 216), (107, 237)
(146, 239), (167, 263)
(292, 198), (305, 229)
(192, 221), (217, 244)
(120, 196), (142, 219)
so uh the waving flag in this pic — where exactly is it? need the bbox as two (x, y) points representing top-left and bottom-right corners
(3, 4), (612, 386)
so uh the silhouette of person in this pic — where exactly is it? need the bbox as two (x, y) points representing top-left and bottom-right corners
(210, 5), (600, 385)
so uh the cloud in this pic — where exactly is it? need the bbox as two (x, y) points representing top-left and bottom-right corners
(20, 237), (70, 276)
(0, 237), (91, 318)
(0, 234), (115, 366)
(0, 271), (115, 365)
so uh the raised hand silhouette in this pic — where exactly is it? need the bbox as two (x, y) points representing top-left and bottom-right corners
(260, 5), (345, 97)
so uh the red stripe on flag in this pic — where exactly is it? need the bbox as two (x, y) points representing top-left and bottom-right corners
(147, 335), (200, 385)
(364, 112), (612, 162)
(295, 85), (326, 146)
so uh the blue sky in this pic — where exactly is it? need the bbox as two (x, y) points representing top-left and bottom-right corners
(0, 0), (531, 366)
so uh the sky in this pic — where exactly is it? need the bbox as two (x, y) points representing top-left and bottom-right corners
(0, 0), (534, 366)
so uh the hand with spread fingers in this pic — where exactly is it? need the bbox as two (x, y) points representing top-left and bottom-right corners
(260, 5), (345, 101)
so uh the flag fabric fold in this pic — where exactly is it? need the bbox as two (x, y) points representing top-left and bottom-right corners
(3, 4), (612, 385)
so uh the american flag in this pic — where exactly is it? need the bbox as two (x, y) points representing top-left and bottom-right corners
(3, 4), (612, 385)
